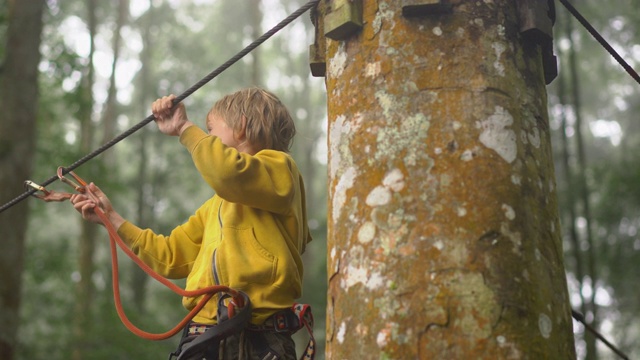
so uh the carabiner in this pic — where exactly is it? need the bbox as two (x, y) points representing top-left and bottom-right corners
(24, 167), (90, 202)
(23, 180), (73, 202)
(57, 166), (87, 193)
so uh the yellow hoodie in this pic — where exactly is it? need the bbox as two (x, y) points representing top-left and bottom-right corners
(117, 125), (312, 325)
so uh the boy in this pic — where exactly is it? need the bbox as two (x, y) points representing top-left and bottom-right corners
(70, 87), (312, 359)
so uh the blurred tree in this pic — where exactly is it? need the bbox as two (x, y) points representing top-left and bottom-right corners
(560, 5), (599, 359)
(13, 0), (328, 358)
(549, 0), (640, 359)
(71, 0), (99, 358)
(0, 1), (45, 359)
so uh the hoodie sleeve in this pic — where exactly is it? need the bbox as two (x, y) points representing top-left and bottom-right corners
(179, 125), (296, 214)
(116, 198), (212, 279)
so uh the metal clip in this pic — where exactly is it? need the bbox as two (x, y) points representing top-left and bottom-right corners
(23, 180), (72, 202)
(57, 166), (87, 193)
(23, 167), (89, 202)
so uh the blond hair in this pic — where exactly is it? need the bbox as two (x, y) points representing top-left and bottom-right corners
(209, 87), (296, 153)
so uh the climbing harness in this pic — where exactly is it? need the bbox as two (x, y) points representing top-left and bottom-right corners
(25, 167), (251, 341)
(170, 300), (315, 360)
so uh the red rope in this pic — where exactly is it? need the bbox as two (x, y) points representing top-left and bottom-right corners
(87, 186), (243, 340)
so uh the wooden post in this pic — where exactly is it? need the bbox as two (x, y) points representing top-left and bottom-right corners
(314, 0), (576, 358)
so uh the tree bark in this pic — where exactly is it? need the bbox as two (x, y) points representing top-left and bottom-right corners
(249, 0), (262, 86)
(321, 1), (576, 358)
(100, 0), (129, 147)
(0, 1), (45, 359)
(130, 0), (155, 312)
(71, 1), (99, 359)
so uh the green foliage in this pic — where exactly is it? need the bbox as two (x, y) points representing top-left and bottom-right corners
(19, 0), (327, 359)
(550, 1), (640, 358)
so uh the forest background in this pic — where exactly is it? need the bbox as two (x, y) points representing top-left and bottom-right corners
(0, 0), (639, 359)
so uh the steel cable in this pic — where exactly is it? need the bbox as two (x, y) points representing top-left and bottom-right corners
(0, 0), (319, 214)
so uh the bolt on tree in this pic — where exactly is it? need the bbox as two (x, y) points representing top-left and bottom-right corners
(310, 0), (576, 358)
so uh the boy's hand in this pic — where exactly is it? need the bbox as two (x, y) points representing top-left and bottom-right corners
(151, 94), (194, 136)
(70, 183), (125, 229)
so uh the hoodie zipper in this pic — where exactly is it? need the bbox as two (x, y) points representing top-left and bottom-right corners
(211, 200), (223, 286)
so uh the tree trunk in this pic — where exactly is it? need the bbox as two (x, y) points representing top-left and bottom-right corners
(0, 1), (45, 359)
(100, 0), (129, 147)
(130, 0), (155, 312)
(249, 0), (262, 86)
(320, 1), (576, 358)
(556, 5), (594, 359)
(72, 1), (99, 359)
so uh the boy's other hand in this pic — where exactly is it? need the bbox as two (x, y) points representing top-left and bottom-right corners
(70, 183), (125, 229)
(152, 94), (194, 136)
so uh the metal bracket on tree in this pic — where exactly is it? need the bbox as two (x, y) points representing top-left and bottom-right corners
(401, 0), (452, 17)
(324, 0), (363, 40)
(309, 0), (327, 77)
(517, 0), (557, 84)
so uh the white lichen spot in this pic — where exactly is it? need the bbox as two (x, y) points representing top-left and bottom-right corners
(366, 186), (391, 207)
(528, 127), (541, 148)
(329, 43), (347, 78)
(453, 121), (462, 130)
(435, 147), (443, 155)
(478, 106), (517, 163)
(432, 26), (443, 36)
(329, 114), (351, 179)
(376, 329), (390, 348)
(511, 174), (521, 185)
(502, 204), (516, 220)
(457, 207), (467, 217)
(337, 321), (347, 344)
(497, 335), (506, 345)
(497, 24), (506, 37)
(535, 248), (542, 261)
(461, 149), (474, 161)
(382, 168), (405, 192)
(367, 272), (384, 290)
(330, 247), (337, 260)
(364, 62), (381, 78)
(434, 240), (444, 251)
(492, 42), (506, 76)
(501, 222), (522, 255)
(474, 18), (484, 27)
(538, 313), (552, 339)
(344, 264), (385, 291)
(357, 222), (376, 244)
(372, 2), (394, 37)
(344, 265), (368, 289)
(333, 167), (357, 224)
(375, 90), (396, 119)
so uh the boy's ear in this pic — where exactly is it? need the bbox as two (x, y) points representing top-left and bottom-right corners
(236, 115), (248, 140)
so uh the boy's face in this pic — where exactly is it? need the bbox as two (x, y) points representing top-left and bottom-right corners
(206, 114), (241, 149)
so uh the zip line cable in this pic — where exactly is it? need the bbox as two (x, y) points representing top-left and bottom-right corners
(558, 0), (640, 85)
(0, 0), (635, 357)
(558, 1), (634, 358)
(572, 311), (629, 360)
(0, 0), (320, 214)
